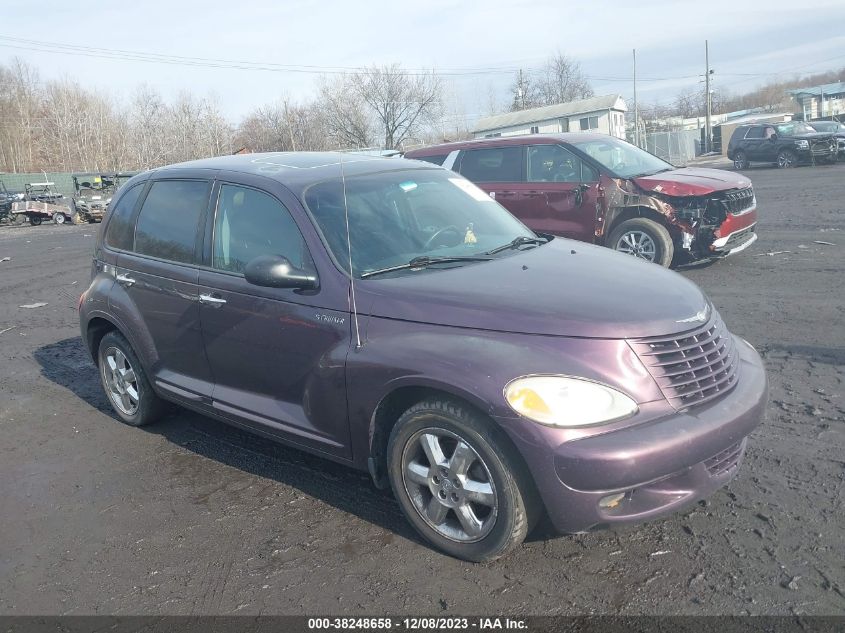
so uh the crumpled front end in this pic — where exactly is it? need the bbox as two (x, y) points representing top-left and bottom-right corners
(602, 177), (758, 260)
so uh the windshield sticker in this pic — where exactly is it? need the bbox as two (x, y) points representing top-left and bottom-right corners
(449, 178), (495, 202)
(399, 181), (418, 192)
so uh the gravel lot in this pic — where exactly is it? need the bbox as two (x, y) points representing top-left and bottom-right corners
(1, 164), (843, 616)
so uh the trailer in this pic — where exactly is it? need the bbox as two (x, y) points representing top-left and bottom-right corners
(11, 199), (74, 225)
(9, 180), (74, 226)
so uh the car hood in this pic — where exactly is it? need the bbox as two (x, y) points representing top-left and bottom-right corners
(357, 239), (710, 339)
(784, 132), (833, 141)
(633, 168), (751, 197)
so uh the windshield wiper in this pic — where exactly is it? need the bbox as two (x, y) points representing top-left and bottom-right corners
(485, 235), (548, 255)
(360, 255), (493, 279)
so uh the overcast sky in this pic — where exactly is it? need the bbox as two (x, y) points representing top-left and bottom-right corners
(5, 0), (845, 126)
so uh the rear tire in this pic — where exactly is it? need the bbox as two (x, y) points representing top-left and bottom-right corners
(733, 150), (749, 170)
(97, 331), (165, 427)
(608, 217), (674, 267)
(29, 216), (42, 226)
(387, 398), (539, 562)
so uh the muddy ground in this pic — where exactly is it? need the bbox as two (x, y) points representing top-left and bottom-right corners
(0, 164), (843, 616)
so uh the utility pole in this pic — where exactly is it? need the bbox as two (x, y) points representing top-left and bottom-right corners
(705, 40), (712, 153)
(633, 49), (639, 147)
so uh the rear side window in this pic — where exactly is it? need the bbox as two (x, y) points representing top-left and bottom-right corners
(104, 183), (143, 251)
(134, 180), (210, 264)
(212, 184), (313, 274)
(458, 147), (523, 182)
(744, 127), (764, 139)
(412, 154), (448, 166)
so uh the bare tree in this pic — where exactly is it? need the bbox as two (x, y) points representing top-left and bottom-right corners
(318, 75), (374, 149)
(509, 53), (593, 112)
(536, 52), (594, 105)
(0, 59), (42, 172)
(352, 64), (442, 150)
(509, 69), (540, 111)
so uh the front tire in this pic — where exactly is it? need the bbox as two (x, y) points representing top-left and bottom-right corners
(387, 399), (538, 562)
(733, 150), (749, 170)
(98, 331), (165, 427)
(53, 212), (66, 225)
(777, 149), (797, 168)
(29, 215), (42, 226)
(608, 217), (674, 267)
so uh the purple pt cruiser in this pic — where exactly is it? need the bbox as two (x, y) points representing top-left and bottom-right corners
(79, 152), (768, 561)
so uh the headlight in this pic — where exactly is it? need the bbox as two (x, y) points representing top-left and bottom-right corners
(795, 140), (809, 150)
(504, 376), (638, 428)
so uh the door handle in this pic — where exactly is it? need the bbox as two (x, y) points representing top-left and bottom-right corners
(115, 273), (135, 286)
(199, 293), (227, 307)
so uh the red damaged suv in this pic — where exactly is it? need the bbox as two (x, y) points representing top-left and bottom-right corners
(405, 134), (758, 267)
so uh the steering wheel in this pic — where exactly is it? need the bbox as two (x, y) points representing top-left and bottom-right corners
(424, 225), (463, 249)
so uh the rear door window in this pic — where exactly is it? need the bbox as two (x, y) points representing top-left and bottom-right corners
(212, 184), (313, 274)
(458, 146), (524, 182)
(744, 127), (764, 139)
(134, 180), (210, 264)
(104, 183), (144, 251)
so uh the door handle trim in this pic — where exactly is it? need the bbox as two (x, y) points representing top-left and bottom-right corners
(199, 293), (227, 306)
(115, 273), (135, 286)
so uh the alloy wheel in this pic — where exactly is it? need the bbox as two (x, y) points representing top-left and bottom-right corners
(54, 212), (65, 225)
(777, 151), (795, 168)
(401, 428), (498, 543)
(102, 346), (140, 416)
(615, 230), (657, 262)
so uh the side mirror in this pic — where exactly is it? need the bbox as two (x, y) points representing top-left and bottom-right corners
(769, 133), (778, 141)
(244, 255), (318, 290)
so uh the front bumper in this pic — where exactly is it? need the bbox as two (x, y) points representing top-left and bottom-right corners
(710, 203), (758, 256)
(507, 337), (767, 534)
(797, 145), (837, 162)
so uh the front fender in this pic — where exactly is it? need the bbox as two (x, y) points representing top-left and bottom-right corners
(346, 316), (663, 469)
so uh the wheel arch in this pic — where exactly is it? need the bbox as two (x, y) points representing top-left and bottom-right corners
(605, 205), (676, 244)
(85, 316), (120, 365)
(366, 383), (535, 499)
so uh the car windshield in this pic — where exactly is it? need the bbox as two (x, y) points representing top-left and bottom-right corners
(809, 121), (835, 132)
(572, 137), (673, 179)
(303, 168), (537, 278)
(775, 122), (816, 136)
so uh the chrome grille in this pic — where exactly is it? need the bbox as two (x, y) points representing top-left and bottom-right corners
(704, 440), (745, 477)
(719, 188), (754, 215)
(810, 140), (836, 155)
(630, 313), (740, 410)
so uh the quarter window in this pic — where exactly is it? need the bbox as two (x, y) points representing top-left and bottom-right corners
(134, 180), (209, 264)
(212, 184), (312, 274)
(104, 183), (143, 251)
(458, 147), (523, 182)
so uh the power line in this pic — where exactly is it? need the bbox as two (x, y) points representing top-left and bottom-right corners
(0, 34), (703, 82)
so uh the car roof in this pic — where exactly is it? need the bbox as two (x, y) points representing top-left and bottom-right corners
(150, 152), (437, 193)
(404, 132), (615, 156)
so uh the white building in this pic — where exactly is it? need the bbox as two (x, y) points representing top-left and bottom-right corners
(472, 95), (628, 139)
(788, 82), (845, 120)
